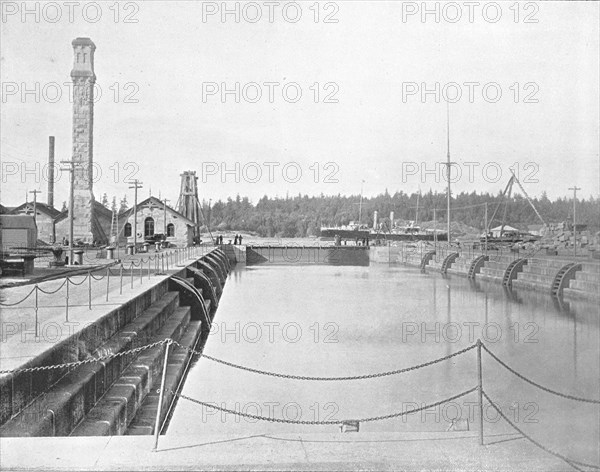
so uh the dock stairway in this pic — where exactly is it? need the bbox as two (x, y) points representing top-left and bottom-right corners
(550, 263), (582, 299)
(502, 258), (528, 289)
(0, 249), (231, 438)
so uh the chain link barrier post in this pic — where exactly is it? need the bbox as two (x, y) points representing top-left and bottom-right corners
(88, 271), (92, 310)
(130, 262), (134, 289)
(139, 260), (143, 285)
(34, 285), (39, 338)
(106, 267), (110, 302)
(477, 338), (484, 446)
(148, 258), (151, 280)
(153, 339), (172, 452)
(119, 263), (123, 295)
(65, 278), (70, 322)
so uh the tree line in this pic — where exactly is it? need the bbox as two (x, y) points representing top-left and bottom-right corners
(190, 190), (600, 238)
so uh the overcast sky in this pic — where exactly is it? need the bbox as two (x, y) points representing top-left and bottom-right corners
(1, 1), (598, 209)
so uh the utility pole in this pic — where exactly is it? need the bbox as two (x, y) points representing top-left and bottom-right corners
(568, 186), (581, 257)
(163, 198), (170, 236)
(60, 160), (82, 265)
(28, 189), (41, 224)
(127, 179), (143, 253)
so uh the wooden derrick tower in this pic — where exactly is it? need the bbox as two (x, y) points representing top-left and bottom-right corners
(176, 171), (201, 238)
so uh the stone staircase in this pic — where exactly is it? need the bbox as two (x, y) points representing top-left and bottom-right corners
(0, 249), (230, 438)
(0, 287), (207, 437)
(479, 255), (518, 284)
(563, 262), (600, 301)
(512, 258), (571, 294)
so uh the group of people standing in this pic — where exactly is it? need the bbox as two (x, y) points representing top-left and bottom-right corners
(214, 234), (244, 245)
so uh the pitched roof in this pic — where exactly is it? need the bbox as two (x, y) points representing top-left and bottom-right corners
(118, 196), (196, 226)
(8, 202), (61, 218)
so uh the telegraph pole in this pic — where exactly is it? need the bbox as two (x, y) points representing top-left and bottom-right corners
(28, 190), (41, 224)
(163, 198), (170, 236)
(568, 186), (581, 257)
(60, 160), (82, 265)
(127, 179), (143, 253)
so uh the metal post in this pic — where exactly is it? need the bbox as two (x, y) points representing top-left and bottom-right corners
(106, 267), (110, 301)
(88, 271), (92, 310)
(153, 339), (171, 451)
(120, 263), (124, 295)
(148, 257), (151, 279)
(140, 260), (143, 284)
(130, 262), (134, 289)
(477, 338), (484, 446)
(34, 285), (39, 338)
(65, 279), (70, 322)
(484, 203), (488, 256)
(568, 186), (580, 257)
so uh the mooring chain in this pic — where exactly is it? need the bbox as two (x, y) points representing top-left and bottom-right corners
(482, 391), (600, 471)
(0, 339), (168, 375)
(481, 344), (600, 404)
(173, 386), (478, 425)
(170, 340), (477, 381)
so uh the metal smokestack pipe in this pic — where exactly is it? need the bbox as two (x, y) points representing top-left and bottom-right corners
(373, 211), (378, 230)
(48, 136), (55, 208)
(390, 211), (394, 229)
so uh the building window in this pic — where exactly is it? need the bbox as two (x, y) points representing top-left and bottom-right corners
(144, 217), (154, 238)
(167, 223), (175, 237)
(124, 223), (132, 237)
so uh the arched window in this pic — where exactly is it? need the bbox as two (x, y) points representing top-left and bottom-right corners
(167, 223), (175, 237)
(124, 223), (132, 237)
(144, 217), (154, 238)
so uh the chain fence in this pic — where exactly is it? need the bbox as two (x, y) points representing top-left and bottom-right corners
(174, 386), (479, 425)
(0, 332), (597, 470)
(481, 344), (600, 404)
(172, 340), (477, 381)
(482, 391), (600, 471)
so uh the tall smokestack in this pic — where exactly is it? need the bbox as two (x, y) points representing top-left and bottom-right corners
(390, 211), (394, 229)
(373, 211), (378, 230)
(48, 136), (55, 208)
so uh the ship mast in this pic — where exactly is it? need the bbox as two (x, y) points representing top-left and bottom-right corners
(358, 180), (364, 226)
(446, 102), (451, 242)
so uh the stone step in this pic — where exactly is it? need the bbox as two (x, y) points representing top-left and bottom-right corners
(126, 320), (203, 435)
(568, 279), (600, 293)
(563, 287), (600, 301)
(0, 292), (181, 437)
(70, 306), (192, 436)
(0, 282), (172, 427)
(574, 272), (600, 283)
(580, 263), (600, 273)
(512, 279), (551, 293)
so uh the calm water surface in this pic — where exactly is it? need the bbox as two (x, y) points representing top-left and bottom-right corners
(169, 263), (600, 462)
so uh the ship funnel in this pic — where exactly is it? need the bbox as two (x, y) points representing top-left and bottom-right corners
(390, 211), (394, 228)
(373, 211), (378, 230)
